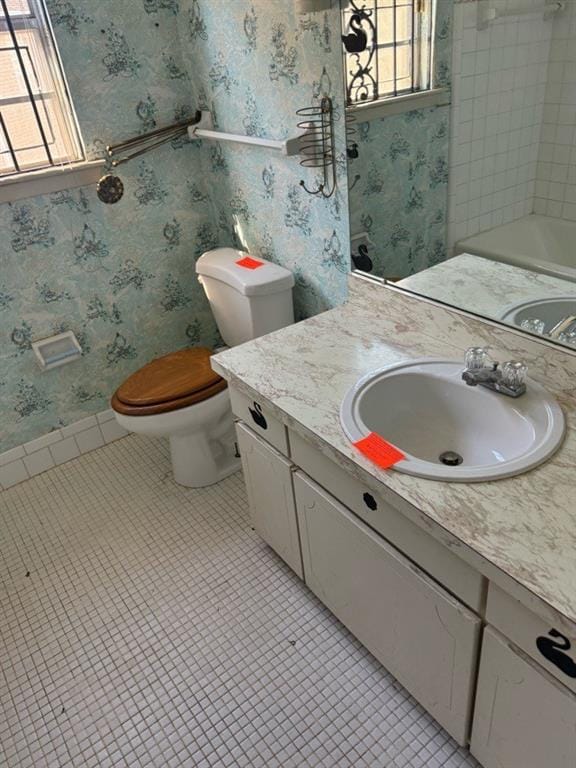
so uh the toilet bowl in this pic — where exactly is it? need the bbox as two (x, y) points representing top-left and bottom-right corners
(114, 385), (237, 488)
(111, 248), (294, 488)
(112, 347), (238, 487)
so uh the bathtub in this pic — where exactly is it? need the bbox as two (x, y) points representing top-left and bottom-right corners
(456, 215), (576, 283)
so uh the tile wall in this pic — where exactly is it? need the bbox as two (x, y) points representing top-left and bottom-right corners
(447, 0), (553, 248)
(534, 0), (576, 220)
(0, 409), (128, 491)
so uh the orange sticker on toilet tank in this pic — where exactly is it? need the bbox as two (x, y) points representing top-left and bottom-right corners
(353, 432), (406, 469)
(236, 256), (265, 270)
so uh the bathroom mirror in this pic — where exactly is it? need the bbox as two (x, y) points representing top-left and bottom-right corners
(341, 0), (576, 351)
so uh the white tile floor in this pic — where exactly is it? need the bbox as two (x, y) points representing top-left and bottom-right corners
(0, 435), (480, 768)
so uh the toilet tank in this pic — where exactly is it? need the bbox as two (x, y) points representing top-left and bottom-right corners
(196, 248), (295, 347)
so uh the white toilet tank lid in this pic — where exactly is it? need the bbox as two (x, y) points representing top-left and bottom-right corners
(196, 248), (295, 297)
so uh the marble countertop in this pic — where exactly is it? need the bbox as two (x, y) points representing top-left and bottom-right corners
(399, 253), (576, 323)
(212, 275), (576, 632)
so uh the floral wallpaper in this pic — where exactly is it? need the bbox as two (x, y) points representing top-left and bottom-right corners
(347, 0), (453, 280)
(176, 0), (350, 322)
(348, 105), (450, 279)
(0, 0), (349, 453)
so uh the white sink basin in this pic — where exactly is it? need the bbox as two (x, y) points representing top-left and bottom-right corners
(500, 296), (576, 337)
(340, 359), (565, 482)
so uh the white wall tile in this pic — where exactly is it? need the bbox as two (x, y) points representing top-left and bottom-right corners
(533, 0), (576, 221)
(24, 431), (62, 455)
(50, 437), (81, 466)
(96, 409), (116, 424)
(1, 408), (128, 492)
(0, 460), (29, 490)
(100, 420), (129, 444)
(0, 445), (25, 467)
(23, 448), (55, 478)
(448, 3), (555, 248)
(60, 415), (98, 439)
(75, 426), (105, 455)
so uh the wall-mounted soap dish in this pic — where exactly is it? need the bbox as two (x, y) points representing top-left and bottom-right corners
(32, 331), (82, 371)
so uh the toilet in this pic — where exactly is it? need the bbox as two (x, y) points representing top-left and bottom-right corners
(111, 248), (294, 488)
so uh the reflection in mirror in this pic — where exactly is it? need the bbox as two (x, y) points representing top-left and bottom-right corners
(342, 0), (576, 350)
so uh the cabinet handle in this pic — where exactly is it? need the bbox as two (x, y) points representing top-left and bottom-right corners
(249, 402), (268, 430)
(363, 492), (377, 511)
(536, 629), (576, 678)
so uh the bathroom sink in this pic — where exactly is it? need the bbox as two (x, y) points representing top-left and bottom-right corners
(340, 359), (565, 482)
(500, 296), (576, 339)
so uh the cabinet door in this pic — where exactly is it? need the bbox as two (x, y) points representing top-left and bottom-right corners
(471, 628), (576, 768)
(290, 429), (484, 612)
(294, 472), (480, 746)
(486, 584), (576, 694)
(236, 423), (302, 578)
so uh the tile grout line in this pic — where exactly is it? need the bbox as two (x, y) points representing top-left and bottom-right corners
(0, 409), (129, 493)
(0, 435), (480, 767)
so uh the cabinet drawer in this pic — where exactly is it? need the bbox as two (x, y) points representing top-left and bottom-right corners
(290, 430), (484, 612)
(471, 627), (576, 768)
(294, 472), (481, 746)
(236, 423), (302, 578)
(486, 584), (576, 694)
(231, 386), (289, 455)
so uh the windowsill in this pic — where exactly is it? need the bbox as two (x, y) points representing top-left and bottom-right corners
(0, 160), (106, 205)
(346, 88), (451, 122)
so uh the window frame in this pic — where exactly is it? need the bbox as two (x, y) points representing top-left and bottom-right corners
(341, 0), (448, 119)
(0, 0), (89, 184)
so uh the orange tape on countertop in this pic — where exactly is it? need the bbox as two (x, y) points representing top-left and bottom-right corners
(353, 432), (406, 469)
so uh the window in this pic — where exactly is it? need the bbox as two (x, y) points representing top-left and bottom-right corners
(341, 0), (436, 107)
(0, 0), (83, 177)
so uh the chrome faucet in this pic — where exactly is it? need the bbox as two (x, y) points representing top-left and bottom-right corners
(462, 347), (527, 398)
(549, 315), (576, 340)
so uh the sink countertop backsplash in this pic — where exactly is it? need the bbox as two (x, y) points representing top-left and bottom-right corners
(212, 274), (576, 634)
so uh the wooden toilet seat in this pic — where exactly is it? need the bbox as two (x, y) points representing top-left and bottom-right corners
(111, 348), (227, 416)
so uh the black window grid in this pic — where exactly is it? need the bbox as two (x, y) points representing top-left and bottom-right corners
(342, 0), (435, 107)
(0, 0), (83, 176)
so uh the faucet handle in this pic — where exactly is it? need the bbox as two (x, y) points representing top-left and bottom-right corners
(501, 360), (528, 390)
(464, 346), (492, 370)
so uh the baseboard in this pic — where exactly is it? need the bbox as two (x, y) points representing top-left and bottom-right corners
(0, 410), (129, 492)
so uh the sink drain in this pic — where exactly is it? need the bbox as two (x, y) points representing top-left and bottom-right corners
(439, 451), (463, 467)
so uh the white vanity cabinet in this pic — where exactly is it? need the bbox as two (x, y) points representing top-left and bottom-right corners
(294, 471), (481, 745)
(231, 389), (576, 764)
(236, 423), (303, 578)
(471, 628), (576, 768)
(232, 406), (482, 746)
